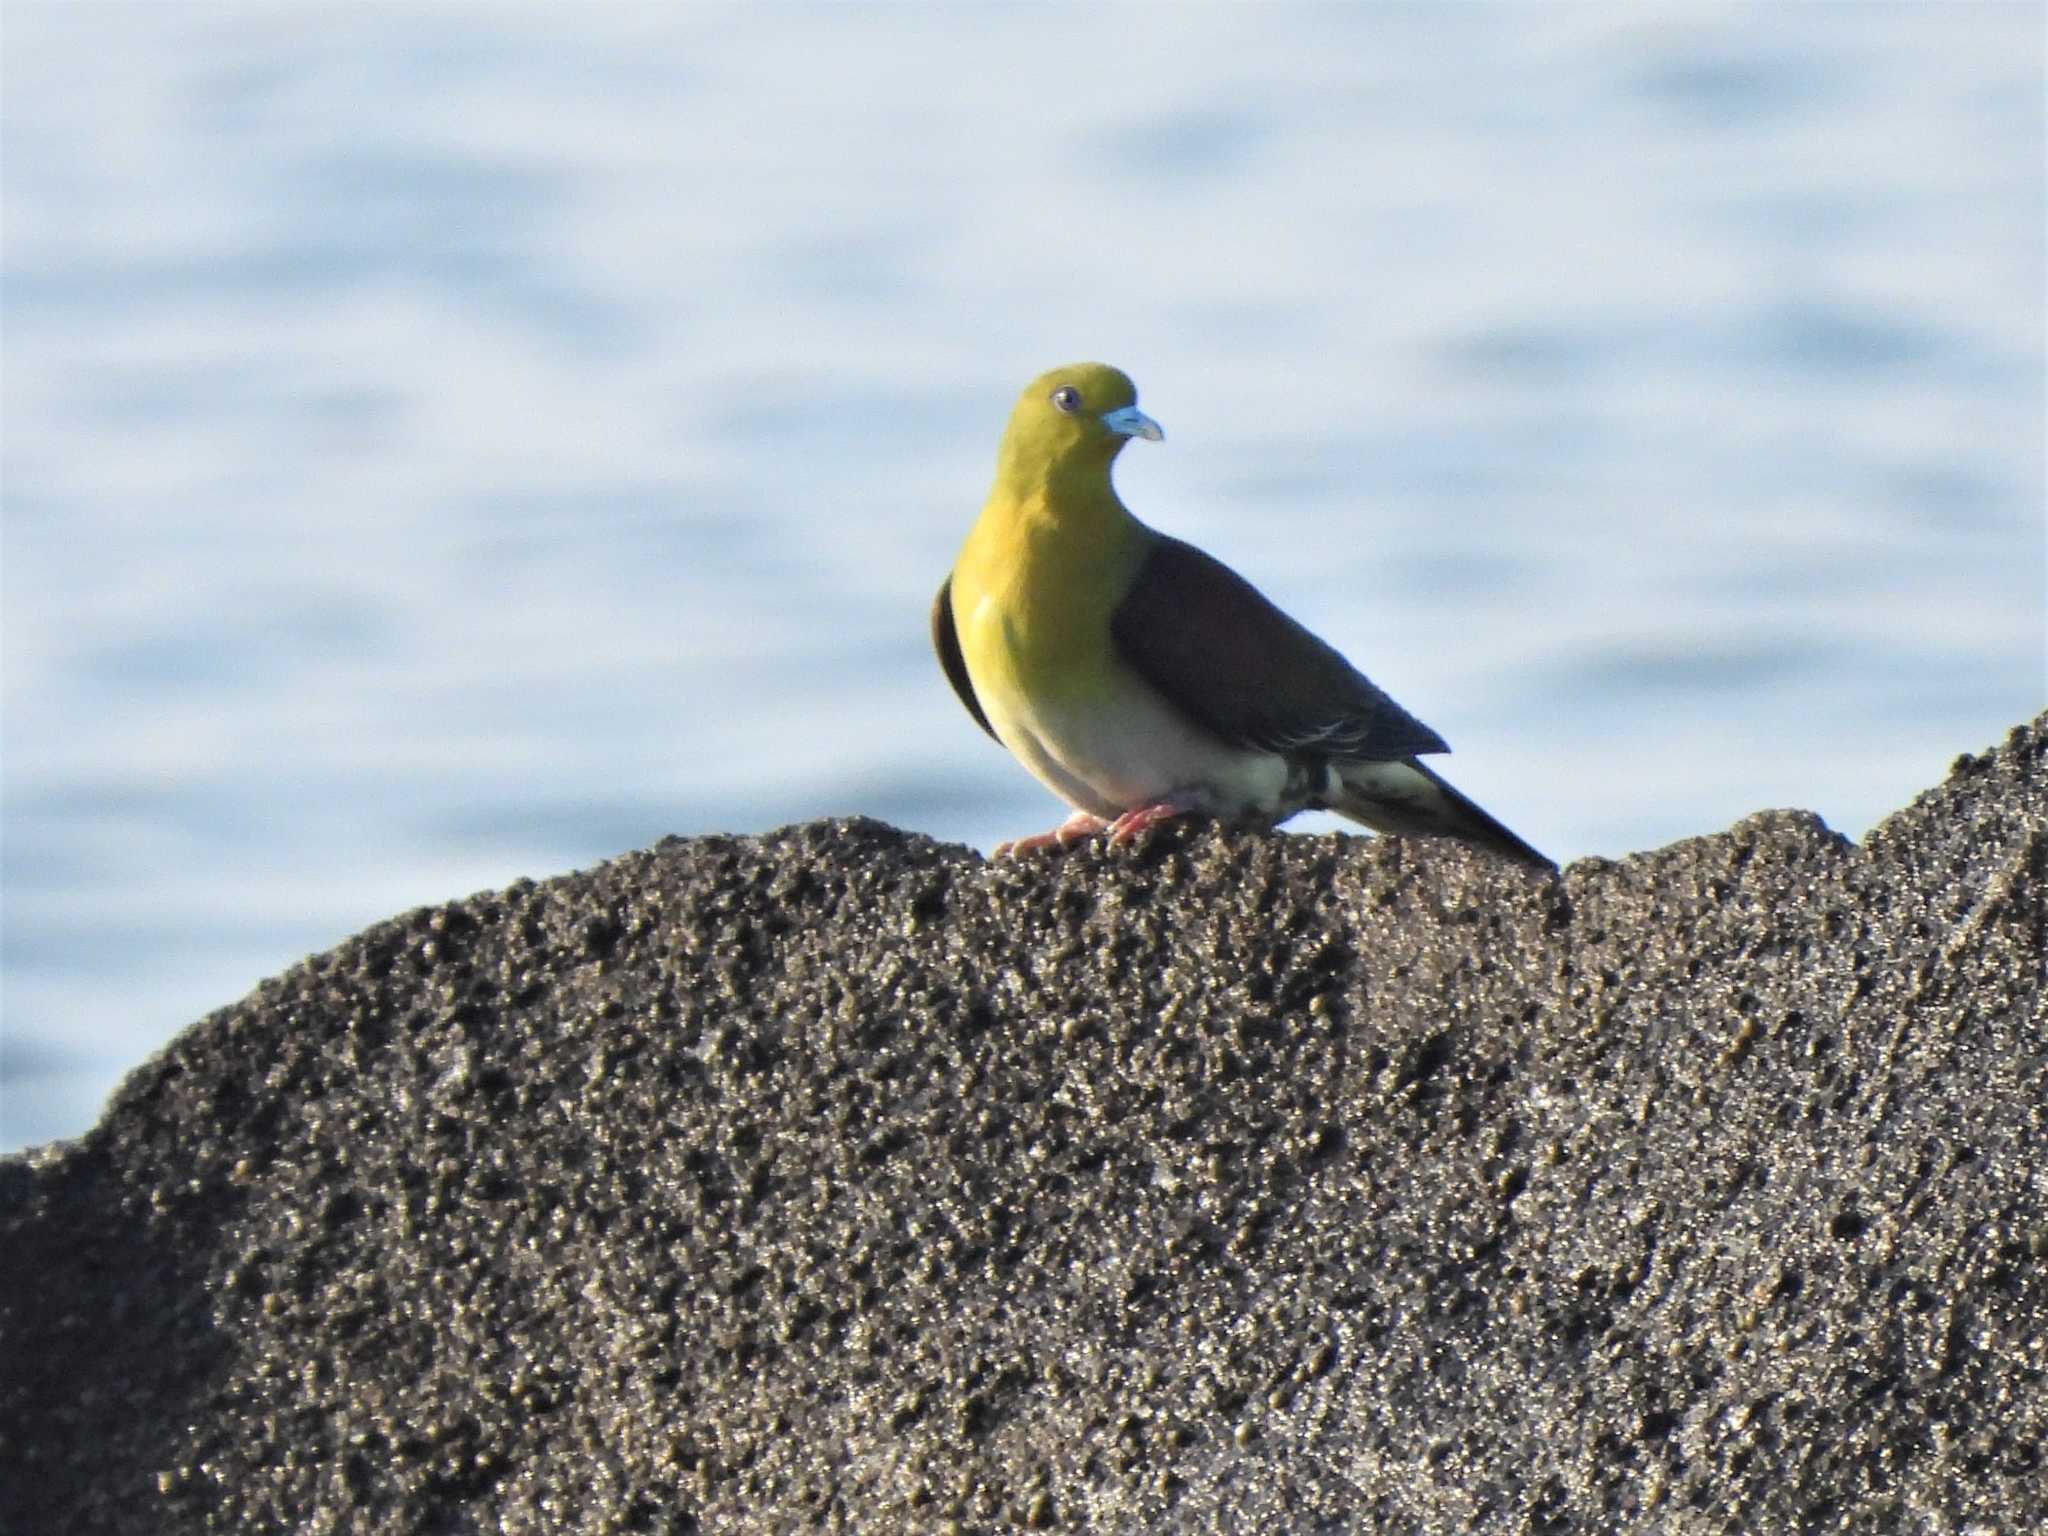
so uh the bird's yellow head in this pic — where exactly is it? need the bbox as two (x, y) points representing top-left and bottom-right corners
(993, 363), (1164, 497)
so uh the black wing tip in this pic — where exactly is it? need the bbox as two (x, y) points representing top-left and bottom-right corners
(1337, 756), (1556, 873)
(1491, 831), (1560, 874)
(1442, 801), (1557, 874)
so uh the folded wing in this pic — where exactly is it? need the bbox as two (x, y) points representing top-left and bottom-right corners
(1110, 535), (1449, 763)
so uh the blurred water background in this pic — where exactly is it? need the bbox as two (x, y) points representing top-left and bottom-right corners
(3, 4), (2042, 1151)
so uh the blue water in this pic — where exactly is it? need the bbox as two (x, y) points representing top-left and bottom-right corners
(4, 4), (2042, 1150)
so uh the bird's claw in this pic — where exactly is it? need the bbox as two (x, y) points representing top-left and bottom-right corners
(1105, 801), (1194, 846)
(995, 801), (1197, 857)
(994, 811), (1110, 858)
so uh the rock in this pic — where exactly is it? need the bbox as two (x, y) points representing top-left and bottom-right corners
(3, 717), (2043, 1534)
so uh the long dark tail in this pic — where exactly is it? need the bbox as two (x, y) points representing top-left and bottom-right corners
(1330, 757), (1556, 872)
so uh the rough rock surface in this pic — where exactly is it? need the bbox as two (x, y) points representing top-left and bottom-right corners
(4, 717), (2044, 1535)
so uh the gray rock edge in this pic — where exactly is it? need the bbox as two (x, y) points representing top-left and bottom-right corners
(3, 716), (2043, 1534)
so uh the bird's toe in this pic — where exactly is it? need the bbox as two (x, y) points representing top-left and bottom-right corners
(1105, 798), (1197, 847)
(996, 811), (1110, 858)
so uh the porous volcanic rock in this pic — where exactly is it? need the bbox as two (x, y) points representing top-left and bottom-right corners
(4, 718), (2043, 1534)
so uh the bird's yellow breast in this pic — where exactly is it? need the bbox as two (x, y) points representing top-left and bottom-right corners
(948, 483), (1287, 820)
(949, 484), (1146, 713)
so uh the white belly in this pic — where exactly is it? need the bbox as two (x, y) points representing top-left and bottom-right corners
(976, 651), (1291, 821)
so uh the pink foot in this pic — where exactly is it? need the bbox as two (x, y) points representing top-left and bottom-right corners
(1105, 798), (1198, 846)
(994, 810), (1110, 858)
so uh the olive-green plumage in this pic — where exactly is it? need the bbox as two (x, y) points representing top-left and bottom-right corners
(934, 362), (1552, 869)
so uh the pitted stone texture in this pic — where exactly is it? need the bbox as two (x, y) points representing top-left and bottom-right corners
(4, 717), (2043, 1534)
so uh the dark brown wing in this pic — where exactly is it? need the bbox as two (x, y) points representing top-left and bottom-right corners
(931, 575), (997, 741)
(1110, 535), (1449, 762)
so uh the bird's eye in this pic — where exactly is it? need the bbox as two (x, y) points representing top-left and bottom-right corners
(1050, 385), (1082, 414)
